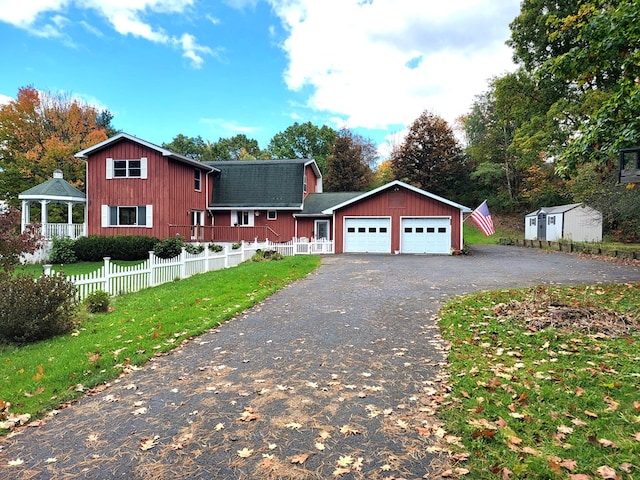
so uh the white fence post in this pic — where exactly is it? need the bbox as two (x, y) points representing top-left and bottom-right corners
(180, 247), (187, 279)
(103, 257), (111, 294)
(43, 264), (52, 276)
(148, 251), (155, 287)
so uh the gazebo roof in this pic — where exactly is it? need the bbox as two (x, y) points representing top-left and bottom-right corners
(18, 170), (86, 203)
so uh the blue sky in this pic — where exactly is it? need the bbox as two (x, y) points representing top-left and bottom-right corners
(0, 0), (521, 159)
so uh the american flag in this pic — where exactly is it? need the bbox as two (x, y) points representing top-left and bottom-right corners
(470, 200), (495, 236)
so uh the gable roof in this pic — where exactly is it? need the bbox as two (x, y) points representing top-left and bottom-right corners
(295, 192), (363, 217)
(74, 132), (218, 172)
(321, 180), (471, 214)
(525, 203), (593, 217)
(206, 159), (319, 210)
(19, 170), (86, 202)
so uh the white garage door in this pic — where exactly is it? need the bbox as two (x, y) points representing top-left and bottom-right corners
(401, 218), (450, 254)
(344, 218), (391, 253)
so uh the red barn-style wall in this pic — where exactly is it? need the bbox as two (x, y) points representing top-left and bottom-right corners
(81, 136), (213, 240)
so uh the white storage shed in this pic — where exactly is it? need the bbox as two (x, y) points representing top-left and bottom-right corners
(525, 203), (602, 243)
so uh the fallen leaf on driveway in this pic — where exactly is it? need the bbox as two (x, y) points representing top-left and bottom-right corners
(237, 448), (253, 458)
(139, 436), (159, 451)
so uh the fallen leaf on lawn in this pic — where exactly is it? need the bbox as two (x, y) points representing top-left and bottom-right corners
(285, 422), (302, 429)
(559, 459), (577, 471)
(620, 463), (633, 473)
(604, 396), (619, 412)
(598, 438), (617, 448)
(501, 467), (513, 479)
(450, 452), (470, 462)
(336, 455), (354, 467)
(596, 465), (617, 479)
(569, 475), (590, 480)
(289, 453), (309, 464)
(139, 436), (159, 451)
(340, 424), (360, 435)
(521, 446), (540, 456)
(575, 387), (585, 397)
(634, 401), (640, 413)
(584, 410), (598, 418)
(557, 425), (573, 434)
(7, 459), (24, 466)
(572, 418), (588, 427)
(237, 448), (253, 458)
(315, 442), (325, 451)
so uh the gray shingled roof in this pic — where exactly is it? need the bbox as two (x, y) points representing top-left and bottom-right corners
(525, 203), (583, 216)
(19, 171), (85, 202)
(296, 192), (363, 216)
(206, 159), (311, 209)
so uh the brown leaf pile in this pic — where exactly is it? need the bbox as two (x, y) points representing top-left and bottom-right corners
(494, 299), (639, 338)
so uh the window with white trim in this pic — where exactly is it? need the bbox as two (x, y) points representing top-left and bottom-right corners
(101, 205), (153, 228)
(106, 157), (148, 179)
(194, 169), (201, 191)
(232, 210), (253, 226)
(267, 210), (277, 220)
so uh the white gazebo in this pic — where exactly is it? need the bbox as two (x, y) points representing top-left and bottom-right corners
(18, 169), (86, 239)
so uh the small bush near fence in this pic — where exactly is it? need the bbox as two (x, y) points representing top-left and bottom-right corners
(74, 235), (159, 261)
(153, 237), (184, 259)
(250, 249), (284, 262)
(208, 243), (224, 252)
(85, 290), (110, 313)
(0, 273), (78, 344)
(49, 236), (77, 264)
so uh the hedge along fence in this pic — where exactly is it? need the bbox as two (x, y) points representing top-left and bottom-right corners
(44, 238), (335, 302)
(499, 238), (640, 260)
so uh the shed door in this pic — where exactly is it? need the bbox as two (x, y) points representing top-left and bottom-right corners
(537, 213), (547, 240)
(344, 218), (391, 253)
(401, 218), (450, 254)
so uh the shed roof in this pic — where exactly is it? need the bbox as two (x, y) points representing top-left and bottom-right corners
(525, 203), (590, 217)
(321, 180), (471, 214)
(19, 170), (86, 202)
(75, 132), (217, 172)
(206, 159), (318, 210)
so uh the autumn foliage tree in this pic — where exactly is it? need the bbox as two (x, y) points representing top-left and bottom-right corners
(324, 129), (376, 192)
(391, 110), (471, 202)
(0, 86), (113, 205)
(0, 206), (43, 272)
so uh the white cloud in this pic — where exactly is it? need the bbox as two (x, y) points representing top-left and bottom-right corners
(0, 0), (213, 68)
(268, 0), (520, 132)
(0, 93), (14, 106)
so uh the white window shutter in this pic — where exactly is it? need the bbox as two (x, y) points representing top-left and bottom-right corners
(146, 204), (153, 228)
(140, 157), (148, 179)
(101, 205), (109, 227)
(106, 158), (113, 179)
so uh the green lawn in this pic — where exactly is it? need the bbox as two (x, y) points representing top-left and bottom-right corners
(0, 256), (321, 429)
(438, 283), (640, 479)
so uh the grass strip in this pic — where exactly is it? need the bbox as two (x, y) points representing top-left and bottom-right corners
(0, 255), (320, 425)
(438, 283), (640, 479)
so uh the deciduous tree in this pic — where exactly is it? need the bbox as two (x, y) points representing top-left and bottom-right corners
(0, 86), (113, 205)
(391, 110), (470, 201)
(324, 129), (375, 192)
(0, 206), (43, 271)
(267, 122), (337, 174)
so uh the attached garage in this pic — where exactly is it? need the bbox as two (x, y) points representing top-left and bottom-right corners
(344, 217), (391, 253)
(323, 180), (471, 255)
(401, 217), (450, 254)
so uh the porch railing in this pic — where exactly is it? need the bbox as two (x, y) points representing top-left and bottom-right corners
(31, 223), (86, 240)
(168, 225), (281, 242)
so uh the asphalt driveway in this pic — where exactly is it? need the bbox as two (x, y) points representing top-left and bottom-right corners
(2, 245), (639, 479)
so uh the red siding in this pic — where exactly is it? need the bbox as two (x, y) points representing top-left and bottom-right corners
(332, 187), (463, 254)
(210, 211), (297, 242)
(304, 164), (318, 197)
(85, 139), (212, 239)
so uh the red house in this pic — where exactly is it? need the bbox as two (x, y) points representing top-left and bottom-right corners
(76, 133), (471, 254)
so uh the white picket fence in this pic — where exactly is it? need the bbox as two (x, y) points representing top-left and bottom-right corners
(44, 239), (334, 302)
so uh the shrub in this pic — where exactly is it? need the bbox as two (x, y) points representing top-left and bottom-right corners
(231, 242), (242, 250)
(184, 243), (204, 254)
(154, 237), (183, 259)
(250, 249), (284, 262)
(49, 236), (77, 264)
(0, 272), (78, 344)
(85, 290), (110, 313)
(74, 235), (158, 261)
(208, 243), (224, 253)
